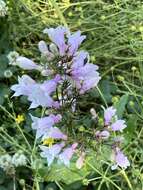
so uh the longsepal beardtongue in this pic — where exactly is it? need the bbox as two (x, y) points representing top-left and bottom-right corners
(10, 26), (129, 169)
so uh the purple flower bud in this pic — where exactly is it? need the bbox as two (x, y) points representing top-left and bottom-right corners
(95, 130), (110, 139)
(76, 152), (85, 169)
(38, 40), (49, 54)
(41, 69), (53, 76)
(16, 56), (42, 71)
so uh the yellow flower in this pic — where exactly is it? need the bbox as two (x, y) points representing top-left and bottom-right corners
(15, 114), (24, 124)
(43, 138), (54, 147)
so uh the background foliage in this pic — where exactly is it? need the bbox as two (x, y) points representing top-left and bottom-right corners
(0, 0), (143, 189)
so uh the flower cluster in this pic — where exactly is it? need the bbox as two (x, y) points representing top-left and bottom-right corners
(10, 26), (100, 167)
(10, 26), (129, 170)
(94, 106), (130, 169)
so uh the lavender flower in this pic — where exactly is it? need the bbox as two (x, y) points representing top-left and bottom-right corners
(111, 120), (127, 132)
(71, 51), (100, 94)
(42, 127), (67, 141)
(104, 107), (116, 125)
(31, 114), (62, 139)
(11, 75), (60, 109)
(95, 130), (110, 140)
(58, 143), (78, 166)
(43, 26), (68, 56)
(111, 148), (130, 170)
(40, 143), (65, 166)
(68, 31), (86, 56)
(11, 75), (36, 97)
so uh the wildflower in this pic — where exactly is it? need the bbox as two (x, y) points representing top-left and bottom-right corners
(95, 130), (110, 140)
(0, 0), (8, 17)
(58, 143), (78, 166)
(40, 142), (65, 166)
(15, 114), (24, 124)
(68, 31), (86, 56)
(71, 51), (101, 94)
(38, 40), (54, 60)
(76, 152), (85, 169)
(49, 43), (59, 55)
(42, 127), (67, 141)
(43, 26), (69, 56)
(111, 148), (130, 170)
(111, 120), (127, 132)
(30, 114), (62, 139)
(104, 107), (116, 125)
(11, 75), (60, 109)
(11, 75), (36, 97)
(28, 75), (60, 109)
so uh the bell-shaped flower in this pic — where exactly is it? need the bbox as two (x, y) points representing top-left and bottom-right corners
(72, 51), (89, 69)
(31, 114), (61, 139)
(11, 75), (35, 97)
(40, 142), (65, 166)
(43, 26), (68, 56)
(40, 74), (61, 94)
(71, 64), (100, 94)
(104, 107), (116, 125)
(111, 120), (127, 132)
(111, 147), (130, 170)
(68, 31), (86, 56)
(58, 143), (78, 166)
(42, 127), (67, 141)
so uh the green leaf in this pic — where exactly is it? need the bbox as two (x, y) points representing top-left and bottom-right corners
(99, 80), (118, 103)
(115, 94), (129, 118)
(124, 114), (138, 143)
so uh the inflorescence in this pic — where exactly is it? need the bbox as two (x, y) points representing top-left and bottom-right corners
(9, 26), (130, 170)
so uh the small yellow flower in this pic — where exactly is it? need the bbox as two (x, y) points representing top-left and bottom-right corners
(15, 114), (24, 124)
(43, 138), (54, 147)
